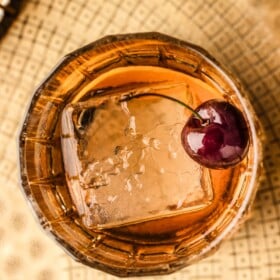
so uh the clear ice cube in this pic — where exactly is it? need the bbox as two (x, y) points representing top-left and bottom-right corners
(61, 83), (213, 229)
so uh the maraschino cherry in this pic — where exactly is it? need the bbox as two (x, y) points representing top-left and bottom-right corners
(121, 93), (249, 169)
(181, 99), (249, 169)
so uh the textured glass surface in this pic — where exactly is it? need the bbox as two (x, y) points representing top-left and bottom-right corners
(18, 32), (263, 277)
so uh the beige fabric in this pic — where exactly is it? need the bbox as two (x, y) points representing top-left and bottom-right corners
(0, 0), (279, 279)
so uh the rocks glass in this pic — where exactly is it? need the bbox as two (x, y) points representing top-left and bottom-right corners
(19, 33), (262, 277)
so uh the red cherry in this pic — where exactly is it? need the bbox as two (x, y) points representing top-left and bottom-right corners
(181, 99), (249, 169)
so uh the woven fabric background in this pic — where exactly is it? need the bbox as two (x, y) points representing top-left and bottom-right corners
(0, 0), (279, 279)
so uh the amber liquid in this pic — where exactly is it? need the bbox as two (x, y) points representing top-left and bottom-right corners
(20, 33), (260, 277)
(61, 65), (249, 238)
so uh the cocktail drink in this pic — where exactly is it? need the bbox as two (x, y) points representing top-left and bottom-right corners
(19, 33), (262, 276)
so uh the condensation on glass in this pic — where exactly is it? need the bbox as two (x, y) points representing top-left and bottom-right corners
(19, 33), (263, 277)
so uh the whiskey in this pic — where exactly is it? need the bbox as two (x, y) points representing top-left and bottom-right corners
(61, 65), (238, 231)
(19, 33), (262, 276)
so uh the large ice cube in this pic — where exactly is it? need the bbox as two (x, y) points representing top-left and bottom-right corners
(61, 83), (213, 229)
